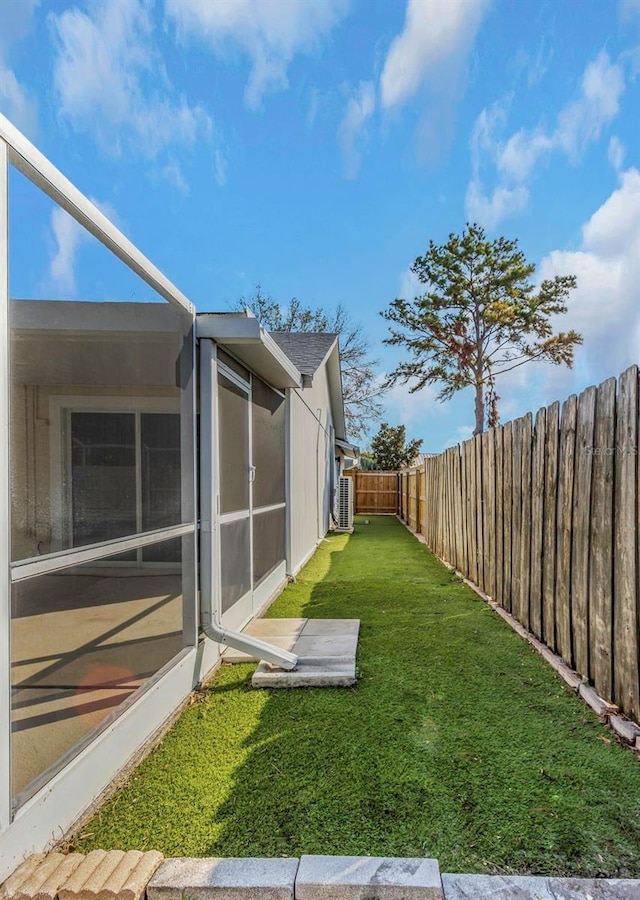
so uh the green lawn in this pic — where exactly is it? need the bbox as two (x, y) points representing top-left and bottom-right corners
(74, 516), (640, 876)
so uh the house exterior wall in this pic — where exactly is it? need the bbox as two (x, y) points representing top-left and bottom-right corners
(288, 364), (336, 575)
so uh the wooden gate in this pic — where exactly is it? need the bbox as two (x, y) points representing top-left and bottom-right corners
(345, 471), (399, 514)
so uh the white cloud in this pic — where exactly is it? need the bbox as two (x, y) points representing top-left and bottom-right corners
(0, 0), (39, 136)
(619, 0), (640, 20)
(214, 147), (228, 186)
(162, 160), (190, 196)
(608, 136), (625, 172)
(443, 424), (473, 450)
(554, 51), (625, 160)
(49, 198), (120, 294)
(380, 0), (489, 110)
(381, 378), (437, 429)
(338, 81), (375, 179)
(499, 169), (640, 408)
(51, 0), (212, 188)
(466, 51), (626, 228)
(0, 65), (38, 136)
(165, 0), (350, 110)
(465, 180), (528, 230)
(399, 264), (422, 300)
(50, 207), (87, 294)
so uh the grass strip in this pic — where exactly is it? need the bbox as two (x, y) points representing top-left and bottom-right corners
(74, 516), (640, 876)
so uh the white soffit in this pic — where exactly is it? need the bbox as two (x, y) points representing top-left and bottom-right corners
(196, 314), (302, 389)
(336, 438), (360, 457)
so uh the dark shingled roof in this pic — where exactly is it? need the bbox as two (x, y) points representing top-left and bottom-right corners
(269, 332), (337, 377)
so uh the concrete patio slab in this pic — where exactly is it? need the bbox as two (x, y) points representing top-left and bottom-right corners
(292, 636), (356, 658)
(300, 620), (360, 637)
(245, 619), (309, 638)
(147, 857), (298, 900)
(253, 658), (357, 688)
(250, 620), (359, 688)
(296, 855), (442, 900)
(222, 635), (299, 663)
(441, 873), (640, 899)
(222, 619), (308, 663)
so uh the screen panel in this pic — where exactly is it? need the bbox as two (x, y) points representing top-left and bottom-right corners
(10, 534), (189, 803)
(252, 506), (286, 587)
(7, 157), (197, 810)
(9, 165), (194, 563)
(220, 517), (251, 613)
(218, 373), (249, 515)
(251, 378), (285, 509)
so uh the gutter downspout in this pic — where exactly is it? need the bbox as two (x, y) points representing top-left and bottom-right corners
(199, 338), (297, 671)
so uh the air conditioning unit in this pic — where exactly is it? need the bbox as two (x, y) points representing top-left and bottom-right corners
(335, 475), (354, 533)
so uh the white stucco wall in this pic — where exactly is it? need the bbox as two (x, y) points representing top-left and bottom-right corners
(288, 364), (336, 575)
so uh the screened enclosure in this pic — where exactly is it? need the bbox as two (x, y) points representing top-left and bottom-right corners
(0, 114), (346, 878)
(1, 125), (197, 816)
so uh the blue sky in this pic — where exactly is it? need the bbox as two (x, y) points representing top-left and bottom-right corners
(1, 0), (639, 450)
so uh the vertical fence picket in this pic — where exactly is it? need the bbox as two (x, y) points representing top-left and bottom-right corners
(511, 418), (523, 621)
(485, 430), (496, 599)
(502, 422), (513, 612)
(455, 447), (464, 571)
(613, 366), (639, 719)
(495, 426), (504, 607)
(571, 385), (596, 679)
(556, 395), (578, 666)
(530, 408), (546, 640)
(449, 449), (456, 565)
(461, 443), (468, 576)
(589, 378), (616, 698)
(475, 435), (485, 591)
(466, 440), (477, 583)
(519, 413), (533, 630)
(542, 402), (560, 650)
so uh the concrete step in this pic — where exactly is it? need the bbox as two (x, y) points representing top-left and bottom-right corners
(147, 858), (299, 900)
(441, 873), (640, 898)
(296, 855), (442, 900)
(250, 619), (359, 688)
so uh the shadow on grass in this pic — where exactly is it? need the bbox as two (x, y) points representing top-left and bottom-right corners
(77, 517), (640, 877)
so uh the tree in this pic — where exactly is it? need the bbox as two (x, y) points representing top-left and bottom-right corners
(381, 224), (582, 435)
(370, 423), (422, 471)
(236, 287), (386, 439)
(358, 451), (376, 471)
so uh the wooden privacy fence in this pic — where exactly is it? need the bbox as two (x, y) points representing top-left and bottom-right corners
(400, 365), (640, 723)
(344, 470), (399, 514)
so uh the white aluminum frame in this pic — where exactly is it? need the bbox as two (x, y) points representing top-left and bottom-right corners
(0, 113), (203, 876)
(0, 140), (11, 834)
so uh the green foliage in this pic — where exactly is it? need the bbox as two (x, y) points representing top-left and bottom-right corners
(237, 287), (386, 439)
(381, 223), (582, 434)
(358, 451), (376, 471)
(370, 422), (422, 470)
(74, 517), (640, 876)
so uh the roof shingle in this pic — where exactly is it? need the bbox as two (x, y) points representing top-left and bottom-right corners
(269, 332), (337, 377)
